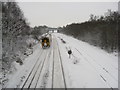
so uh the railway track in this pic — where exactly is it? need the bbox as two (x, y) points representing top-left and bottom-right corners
(5, 35), (67, 89)
(52, 37), (66, 88)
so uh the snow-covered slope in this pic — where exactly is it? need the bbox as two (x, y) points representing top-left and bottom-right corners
(3, 33), (118, 88)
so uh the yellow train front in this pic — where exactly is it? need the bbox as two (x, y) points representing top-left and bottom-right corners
(41, 37), (50, 49)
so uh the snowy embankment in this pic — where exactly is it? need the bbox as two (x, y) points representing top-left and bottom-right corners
(1, 37), (38, 89)
(2, 43), (41, 88)
(54, 33), (118, 88)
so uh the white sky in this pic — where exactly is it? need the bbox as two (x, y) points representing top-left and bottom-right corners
(17, 1), (118, 28)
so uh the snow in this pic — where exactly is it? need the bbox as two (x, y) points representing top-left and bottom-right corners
(3, 43), (42, 88)
(54, 33), (118, 88)
(4, 33), (118, 88)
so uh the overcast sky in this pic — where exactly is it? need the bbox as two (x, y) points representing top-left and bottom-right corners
(17, 2), (118, 28)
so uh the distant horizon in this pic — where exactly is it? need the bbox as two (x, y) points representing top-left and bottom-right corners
(17, 2), (118, 28)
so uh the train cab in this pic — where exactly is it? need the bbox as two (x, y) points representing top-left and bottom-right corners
(41, 37), (50, 49)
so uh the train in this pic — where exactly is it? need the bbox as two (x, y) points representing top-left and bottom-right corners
(40, 34), (51, 49)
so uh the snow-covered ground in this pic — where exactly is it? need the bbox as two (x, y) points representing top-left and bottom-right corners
(3, 33), (118, 89)
(55, 33), (118, 88)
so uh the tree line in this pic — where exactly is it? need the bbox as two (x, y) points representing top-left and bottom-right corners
(31, 25), (48, 40)
(2, 2), (31, 71)
(60, 10), (119, 53)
